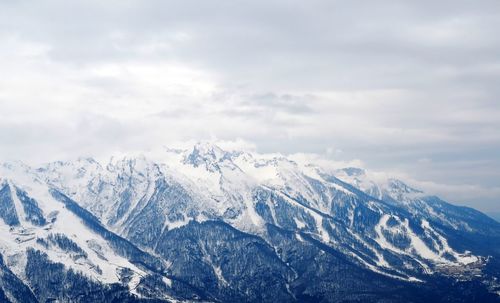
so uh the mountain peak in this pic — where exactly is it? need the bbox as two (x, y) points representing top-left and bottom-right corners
(386, 178), (423, 194)
(340, 167), (366, 177)
(193, 141), (226, 156)
(184, 141), (228, 168)
(75, 156), (99, 165)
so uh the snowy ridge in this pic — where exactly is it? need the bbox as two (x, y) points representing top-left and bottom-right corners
(20, 143), (486, 279)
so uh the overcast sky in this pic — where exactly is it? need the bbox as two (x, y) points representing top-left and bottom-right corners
(0, 0), (499, 213)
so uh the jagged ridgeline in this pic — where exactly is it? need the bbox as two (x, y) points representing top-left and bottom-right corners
(0, 143), (499, 302)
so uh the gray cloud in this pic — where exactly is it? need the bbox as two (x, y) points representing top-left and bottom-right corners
(0, 0), (499, 213)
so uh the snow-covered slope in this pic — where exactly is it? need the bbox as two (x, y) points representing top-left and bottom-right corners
(33, 144), (494, 277)
(0, 163), (179, 302)
(0, 168), (147, 288)
(334, 167), (500, 235)
(1, 142), (499, 302)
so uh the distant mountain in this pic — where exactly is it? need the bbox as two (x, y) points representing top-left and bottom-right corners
(0, 142), (499, 302)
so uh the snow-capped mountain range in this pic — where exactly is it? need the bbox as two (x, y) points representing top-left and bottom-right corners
(0, 142), (499, 302)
